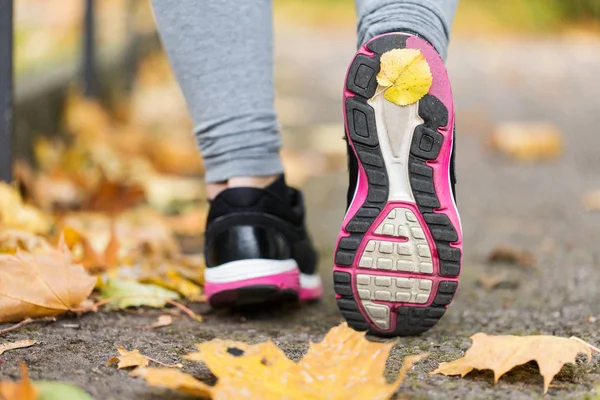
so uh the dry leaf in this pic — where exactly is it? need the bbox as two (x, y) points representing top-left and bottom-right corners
(147, 315), (173, 329)
(491, 122), (562, 161)
(376, 48), (432, 106)
(135, 323), (424, 399)
(130, 368), (211, 398)
(0, 340), (37, 356)
(0, 239), (96, 322)
(488, 246), (536, 269)
(62, 225), (119, 272)
(431, 333), (597, 393)
(99, 278), (180, 309)
(107, 345), (182, 370)
(0, 363), (38, 400)
(107, 346), (150, 369)
(83, 176), (145, 213)
(0, 183), (53, 234)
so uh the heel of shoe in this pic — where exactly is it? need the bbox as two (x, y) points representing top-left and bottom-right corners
(205, 259), (301, 307)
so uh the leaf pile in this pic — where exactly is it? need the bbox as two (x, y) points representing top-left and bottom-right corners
(0, 53), (212, 323)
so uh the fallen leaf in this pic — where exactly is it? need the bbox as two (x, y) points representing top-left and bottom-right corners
(487, 246), (536, 269)
(135, 323), (425, 399)
(147, 315), (173, 329)
(13, 161), (83, 211)
(0, 340), (37, 356)
(82, 175), (145, 213)
(62, 225), (119, 272)
(376, 48), (432, 106)
(35, 381), (94, 400)
(141, 267), (203, 301)
(107, 346), (150, 369)
(491, 122), (562, 161)
(99, 278), (180, 309)
(107, 345), (182, 370)
(130, 368), (211, 398)
(431, 333), (598, 393)
(0, 363), (37, 400)
(0, 239), (96, 322)
(0, 183), (53, 234)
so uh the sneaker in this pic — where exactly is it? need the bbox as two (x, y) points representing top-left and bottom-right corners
(334, 33), (462, 336)
(204, 175), (323, 307)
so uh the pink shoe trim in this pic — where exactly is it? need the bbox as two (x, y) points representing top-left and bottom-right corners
(205, 269), (300, 300)
(299, 285), (323, 301)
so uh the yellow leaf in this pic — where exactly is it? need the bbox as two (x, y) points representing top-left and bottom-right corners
(107, 346), (150, 369)
(99, 278), (180, 309)
(491, 122), (562, 161)
(431, 333), (597, 393)
(142, 268), (203, 301)
(130, 367), (211, 398)
(136, 323), (424, 399)
(62, 225), (120, 273)
(0, 340), (37, 356)
(376, 48), (432, 106)
(0, 183), (53, 234)
(0, 363), (38, 400)
(0, 239), (96, 322)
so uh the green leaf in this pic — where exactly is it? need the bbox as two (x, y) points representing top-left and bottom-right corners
(100, 278), (180, 309)
(35, 381), (93, 400)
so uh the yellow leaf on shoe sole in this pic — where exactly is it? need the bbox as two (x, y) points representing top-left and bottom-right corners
(376, 48), (432, 106)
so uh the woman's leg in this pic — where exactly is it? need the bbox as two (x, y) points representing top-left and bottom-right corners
(151, 0), (322, 307)
(151, 0), (282, 192)
(355, 0), (459, 60)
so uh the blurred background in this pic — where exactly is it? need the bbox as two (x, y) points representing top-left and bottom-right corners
(4, 0), (600, 293)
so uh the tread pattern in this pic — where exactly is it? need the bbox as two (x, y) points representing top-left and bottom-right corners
(336, 34), (461, 337)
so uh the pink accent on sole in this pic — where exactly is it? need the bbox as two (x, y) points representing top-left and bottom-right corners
(299, 284), (324, 301)
(205, 269), (300, 303)
(335, 33), (462, 336)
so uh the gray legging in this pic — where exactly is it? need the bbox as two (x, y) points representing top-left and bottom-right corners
(151, 0), (459, 183)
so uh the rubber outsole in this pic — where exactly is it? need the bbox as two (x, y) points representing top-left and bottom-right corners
(334, 33), (462, 337)
(209, 285), (300, 308)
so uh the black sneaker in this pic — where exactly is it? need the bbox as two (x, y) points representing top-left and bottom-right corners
(334, 33), (462, 336)
(204, 175), (323, 307)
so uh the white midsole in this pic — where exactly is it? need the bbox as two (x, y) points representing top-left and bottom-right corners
(300, 273), (323, 289)
(204, 259), (298, 284)
(369, 91), (421, 203)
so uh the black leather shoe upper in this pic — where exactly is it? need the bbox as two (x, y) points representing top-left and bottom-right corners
(205, 175), (318, 275)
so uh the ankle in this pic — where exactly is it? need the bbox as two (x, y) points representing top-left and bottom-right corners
(227, 175), (279, 190)
(206, 175), (280, 200)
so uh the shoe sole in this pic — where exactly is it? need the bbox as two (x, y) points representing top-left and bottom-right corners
(205, 259), (323, 307)
(334, 33), (462, 337)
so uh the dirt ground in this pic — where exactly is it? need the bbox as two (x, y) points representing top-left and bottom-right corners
(3, 27), (600, 399)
